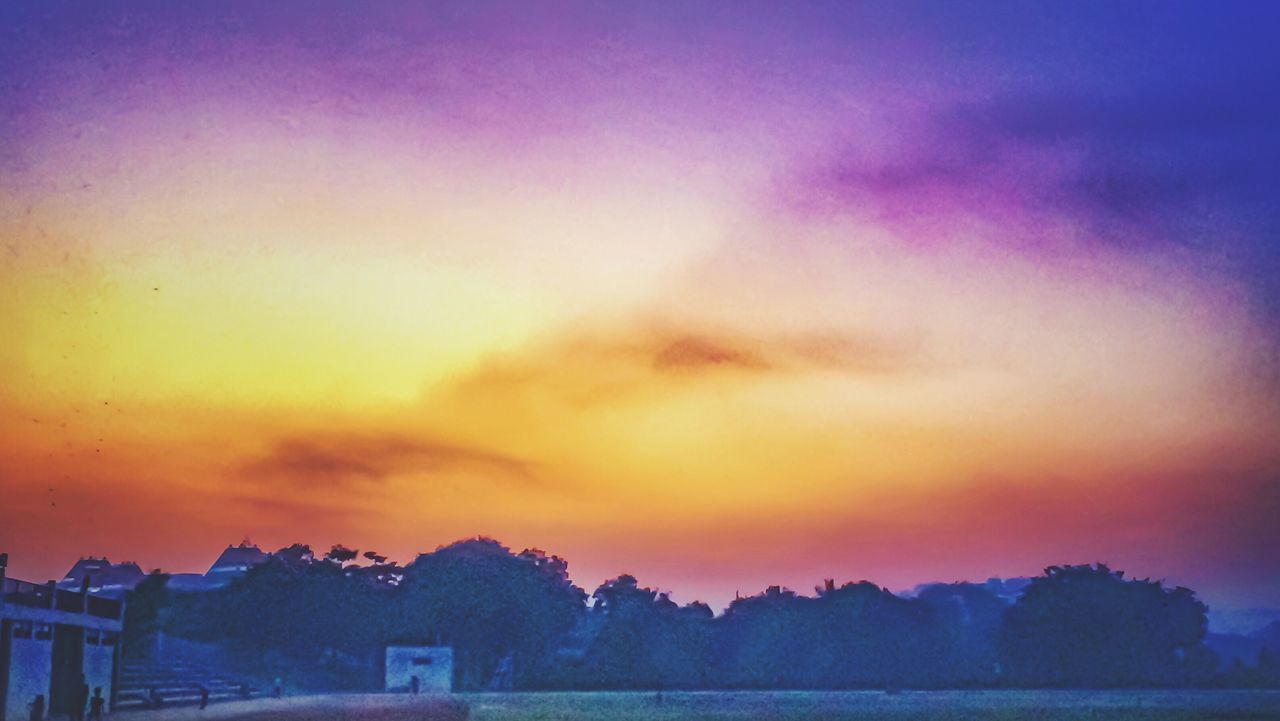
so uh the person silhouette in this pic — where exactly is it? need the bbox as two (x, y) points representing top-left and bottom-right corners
(87, 688), (104, 721)
(199, 685), (209, 710)
(28, 695), (45, 721)
(410, 676), (419, 695)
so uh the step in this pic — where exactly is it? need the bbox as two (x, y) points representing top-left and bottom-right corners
(114, 691), (265, 710)
(119, 678), (241, 687)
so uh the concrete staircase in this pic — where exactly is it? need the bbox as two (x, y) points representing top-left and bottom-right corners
(114, 660), (264, 710)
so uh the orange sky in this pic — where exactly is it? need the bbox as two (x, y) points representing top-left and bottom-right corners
(2, 2), (1279, 611)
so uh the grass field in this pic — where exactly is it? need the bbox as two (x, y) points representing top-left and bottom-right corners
(462, 690), (1280, 720)
(115, 690), (1280, 721)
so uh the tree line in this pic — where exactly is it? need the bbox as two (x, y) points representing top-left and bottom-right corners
(122, 538), (1280, 691)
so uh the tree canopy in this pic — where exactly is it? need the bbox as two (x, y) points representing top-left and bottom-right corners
(127, 546), (1271, 691)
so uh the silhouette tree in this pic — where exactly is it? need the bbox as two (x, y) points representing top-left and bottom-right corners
(917, 582), (1008, 685)
(160, 543), (394, 690)
(717, 585), (823, 688)
(717, 581), (953, 689)
(399, 539), (586, 690)
(122, 572), (171, 658)
(324, 545), (359, 565)
(274, 543), (315, 570)
(998, 564), (1209, 687)
(126, 542), (1232, 692)
(578, 575), (715, 689)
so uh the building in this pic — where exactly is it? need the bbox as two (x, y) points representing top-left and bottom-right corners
(202, 543), (268, 587)
(0, 555), (124, 721)
(205, 543), (267, 579)
(384, 646), (452, 693)
(162, 543), (270, 594)
(57, 560), (145, 598)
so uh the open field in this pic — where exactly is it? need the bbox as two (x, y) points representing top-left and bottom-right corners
(113, 690), (1280, 721)
(464, 690), (1280, 720)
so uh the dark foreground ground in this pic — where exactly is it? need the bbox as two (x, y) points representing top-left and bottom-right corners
(112, 690), (1280, 721)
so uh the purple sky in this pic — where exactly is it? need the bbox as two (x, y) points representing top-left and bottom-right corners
(2, 1), (1278, 612)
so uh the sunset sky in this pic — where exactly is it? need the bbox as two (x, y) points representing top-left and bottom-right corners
(2, 1), (1279, 612)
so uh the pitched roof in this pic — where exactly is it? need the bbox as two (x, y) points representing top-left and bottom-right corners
(206, 543), (267, 576)
(59, 558), (146, 591)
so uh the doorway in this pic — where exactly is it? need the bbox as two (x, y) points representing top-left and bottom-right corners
(50, 625), (83, 717)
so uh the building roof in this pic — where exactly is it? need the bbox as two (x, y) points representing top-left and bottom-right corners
(206, 543), (268, 576)
(59, 558), (146, 592)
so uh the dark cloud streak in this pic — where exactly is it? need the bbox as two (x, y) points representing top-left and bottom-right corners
(239, 433), (536, 488)
(797, 81), (1280, 320)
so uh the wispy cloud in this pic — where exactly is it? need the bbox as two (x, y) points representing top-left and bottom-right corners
(651, 335), (770, 374)
(791, 84), (1280, 273)
(445, 322), (924, 412)
(238, 432), (536, 488)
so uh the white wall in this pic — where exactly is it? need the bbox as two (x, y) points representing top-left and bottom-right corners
(82, 632), (114, 711)
(5, 635), (52, 721)
(384, 646), (452, 693)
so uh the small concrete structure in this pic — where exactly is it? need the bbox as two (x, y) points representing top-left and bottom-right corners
(1, 555), (124, 721)
(384, 646), (452, 694)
